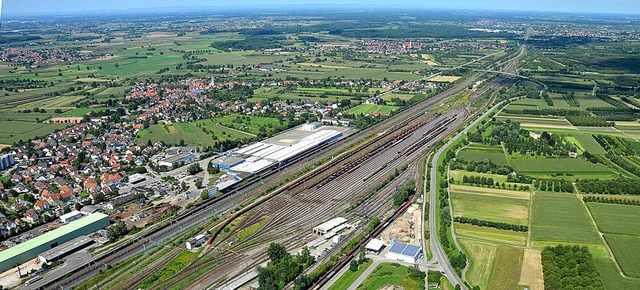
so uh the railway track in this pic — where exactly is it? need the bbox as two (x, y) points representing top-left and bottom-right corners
(53, 51), (506, 290)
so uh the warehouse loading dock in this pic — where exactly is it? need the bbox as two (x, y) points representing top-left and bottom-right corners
(38, 236), (93, 264)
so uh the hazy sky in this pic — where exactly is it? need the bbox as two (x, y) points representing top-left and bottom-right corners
(3, 0), (640, 15)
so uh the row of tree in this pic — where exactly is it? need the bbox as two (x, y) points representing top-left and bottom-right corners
(541, 245), (604, 290)
(576, 179), (640, 195)
(566, 115), (614, 127)
(453, 217), (528, 232)
(593, 134), (637, 156)
(459, 175), (530, 191)
(583, 196), (640, 206)
(535, 179), (575, 193)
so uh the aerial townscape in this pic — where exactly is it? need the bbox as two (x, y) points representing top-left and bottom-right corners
(0, 0), (639, 289)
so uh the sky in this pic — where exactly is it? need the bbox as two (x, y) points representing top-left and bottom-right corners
(2, 0), (640, 15)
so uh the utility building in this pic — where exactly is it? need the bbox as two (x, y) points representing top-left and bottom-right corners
(313, 217), (347, 235)
(0, 213), (109, 272)
(386, 240), (422, 264)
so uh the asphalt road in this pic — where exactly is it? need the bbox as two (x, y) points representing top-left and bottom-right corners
(428, 98), (513, 290)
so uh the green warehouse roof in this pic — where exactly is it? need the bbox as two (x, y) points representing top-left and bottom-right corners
(0, 213), (109, 269)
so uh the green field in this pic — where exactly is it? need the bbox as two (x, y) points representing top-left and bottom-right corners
(139, 251), (197, 289)
(595, 257), (640, 289)
(531, 192), (602, 244)
(486, 247), (524, 290)
(454, 223), (527, 246)
(451, 187), (529, 226)
(457, 146), (509, 166)
(59, 107), (106, 117)
(211, 115), (285, 135)
(573, 133), (607, 154)
(511, 158), (614, 178)
(357, 262), (425, 290)
(328, 259), (373, 290)
(348, 104), (398, 116)
(604, 234), (640, 278)
(138, 121), (253, 146)
(0, 122), (68, 145)
(589, 203), (640, 236)
(459, 239), (497, 289)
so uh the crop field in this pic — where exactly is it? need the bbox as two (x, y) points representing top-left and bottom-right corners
(0, 122), (68, 145)
(486, 247), (525, 290)
(454, 223), (527, 246)
(573, 133), (607, 154)
(518, 249), (544, 290)
(348, 104), (398, 116)
(595, 257), (640, 289)
(457, 145), (509, 166)
(137, 122), (228, 146)
(59, 108), (106, 117)
(428, 75), (461, 83)
(450, 185), (530, 201)
(531, 192), (602, 244)
(381, 92), (417, 101)
(604, 234), (640, 278)
(511, 158), (614, 178)
(588, 203), (640, 236)
(459, 239), (497, 289)
(451, 186), (529, 226)
(357, 262), (425, 290)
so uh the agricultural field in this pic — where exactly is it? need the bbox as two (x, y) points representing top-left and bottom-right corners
(348, 104), (398, 116)
(459, 239), (497, 289)
(485, 247), (525, 290)
(456, 145), (509, 166)
(59, 107), (106, 117)
(531, 192), (602, 245)
(451, 185), (529, 226)
(137, 122), (253, 147)
(454, 223), (527, 246)
(588, 203), (640, 236)
(511, 158), (615, 179)
(603, 234), (640, 278)
(210, 114), (285, 136)
(595, 257), (640, 289)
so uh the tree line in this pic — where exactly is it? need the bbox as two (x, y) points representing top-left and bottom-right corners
(535, 179), (575, 193)
(460, 175), (530, 191)
(566, 115), (614, 127)
(583, 196), (640, 206)
(453, 217), (528, 232)
(577, 179), (640, 195)
(541, 245), (604, 290)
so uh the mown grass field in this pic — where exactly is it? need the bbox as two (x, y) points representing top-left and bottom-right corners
(588, 203), (640, 236)
(348, 104), (398, 116)
(486, 247), (525, 290)
(604, 234), (640, 278)
(457, 146), (509, 166)
(531, 192), (602, 244)
(357, 262), (424, 290)
(450, 170), (511, 185)
(328, 259), (373, 290)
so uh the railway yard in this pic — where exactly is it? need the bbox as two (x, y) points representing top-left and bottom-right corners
(23, 40), (528, 290)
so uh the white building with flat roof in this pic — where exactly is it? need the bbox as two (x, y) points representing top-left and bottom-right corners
(60, 211), (84, 223)
(313, 217), (347, 235)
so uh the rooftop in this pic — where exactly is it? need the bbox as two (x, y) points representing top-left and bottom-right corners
(38, 236), (93, 262)
(0, 213), (109, 266)
(314, 217), (347, 233)
(365, 238), (385, 251)
(389, 241), (421, 257)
